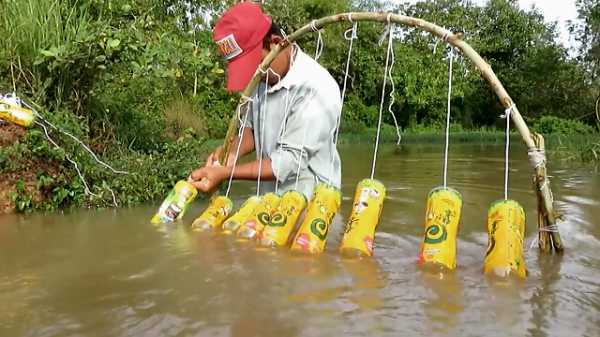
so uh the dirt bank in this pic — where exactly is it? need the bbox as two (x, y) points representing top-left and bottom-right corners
(0, 123), (60, 213)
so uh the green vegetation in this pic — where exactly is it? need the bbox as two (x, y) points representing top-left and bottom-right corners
(0, 0), (599, 213)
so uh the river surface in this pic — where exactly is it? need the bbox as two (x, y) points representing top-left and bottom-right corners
(1, 143), (599, 337)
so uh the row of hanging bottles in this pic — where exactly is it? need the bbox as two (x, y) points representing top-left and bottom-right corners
(151, 17), (528, 278)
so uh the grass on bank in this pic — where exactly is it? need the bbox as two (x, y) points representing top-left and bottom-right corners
(338, 123), (600, 163)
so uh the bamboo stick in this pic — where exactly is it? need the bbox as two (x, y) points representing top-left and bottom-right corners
(532, 133), (564, 253)
(218, 12), (563, 253)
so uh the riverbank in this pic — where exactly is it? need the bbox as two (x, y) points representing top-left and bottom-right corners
(1, 123), (598, 214)
(339, 127), (600, 162)
(0, 123), (218, 214)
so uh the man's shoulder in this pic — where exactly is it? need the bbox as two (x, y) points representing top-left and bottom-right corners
(294, 49), (340, 95)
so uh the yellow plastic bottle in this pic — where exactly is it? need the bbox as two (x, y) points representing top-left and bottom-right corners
(259, 190), (307, 247)
(191, 195), (234, 232)
(151, 180), (198, 224)
(237, 192), (281, 240)
(290, 184), (341, 254)
(0, 96), (36, 127)
(484, 199), (528, 278)
(417, 186), (463, 271)
(340, 179), (386, 257)
(222, 196), (261, 234)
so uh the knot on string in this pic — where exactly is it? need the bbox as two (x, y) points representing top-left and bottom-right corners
(527, 224), (561, 252)
(310, 20), (320, 32)
(240, 94), (255, 104)
(442, 30), (452, 43)
(1, 92), (22, 107)
(344, 22), (358, 41)
(432, 27), (452, 54)
(310, 20), (324, 61)
(378, 15), (394, 46)
(528, 148), (547, 169)
(501, 103), (515, 119)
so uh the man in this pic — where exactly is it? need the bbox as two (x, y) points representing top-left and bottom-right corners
(189, 2), (341, 200)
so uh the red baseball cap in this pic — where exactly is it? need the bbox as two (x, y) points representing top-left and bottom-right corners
(213, 2), (272, 92)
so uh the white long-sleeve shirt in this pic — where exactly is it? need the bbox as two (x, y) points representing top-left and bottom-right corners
(244, 47), (342, 198)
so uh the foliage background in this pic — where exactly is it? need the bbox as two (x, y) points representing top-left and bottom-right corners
(0, 0), (599, 212)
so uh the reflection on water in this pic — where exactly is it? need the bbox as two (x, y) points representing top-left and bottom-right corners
(1, 143), (599, 337)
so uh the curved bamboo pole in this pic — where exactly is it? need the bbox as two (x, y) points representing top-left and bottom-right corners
(219, 12), (563, 253)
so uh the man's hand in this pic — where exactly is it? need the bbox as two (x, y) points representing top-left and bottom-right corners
(205, 145), (237, 167)
(205, 146), (223, 167)
(189, 166), (231, 193)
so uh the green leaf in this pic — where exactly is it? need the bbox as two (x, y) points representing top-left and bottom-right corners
(40, 49), (57, 58)
(107, 39), (121, 49)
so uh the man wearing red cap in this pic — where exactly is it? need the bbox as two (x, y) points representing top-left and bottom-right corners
(189, 2), (341, 199)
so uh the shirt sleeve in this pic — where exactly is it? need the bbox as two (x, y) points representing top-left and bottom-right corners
(270, 87), (340, 183)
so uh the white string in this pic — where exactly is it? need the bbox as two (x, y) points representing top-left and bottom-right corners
(36, 121), (97, 197)
(311, 20), (324, 61)
(327, 21), (358, 183)
(294, 124), (310, 191)
(274, 45), (299, 194)
(386, 34), (401, 146)
(443, 49), (454, 188)
(501, 105), (514, 200)
(24, 104), (128, 175)
(4, 93), (129, 175)
(274, 89), (292, 194)
(371, 23), (394, 180)
(293, 87), (316, 191)
(255, 71), (270, 197)
(225, 102), (251, 198)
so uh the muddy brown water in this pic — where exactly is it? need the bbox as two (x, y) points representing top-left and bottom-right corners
(1, 143), (599, 337)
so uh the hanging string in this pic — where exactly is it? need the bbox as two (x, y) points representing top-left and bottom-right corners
(3, 93), (129, 175)
(294, 89), (314, 191)
(385, 32), (401, 146)
(371, 19), (394, 180)
(327, 19), (358, 183)
(273, 45), (299, 194)
(274, 88), (293, 194)
(501, 104), (514, 200)
(35, 120), (97, 197)
(225, 101), (251, 198)
(311, 20), (324, 61)
(442, 49), (455, 188)
(255, 70), (271, 197)
(294, 125), (309, 191)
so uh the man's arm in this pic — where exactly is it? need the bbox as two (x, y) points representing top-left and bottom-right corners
(190, 158), (275, 192)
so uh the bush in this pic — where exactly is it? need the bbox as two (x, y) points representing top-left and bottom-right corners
(533, 116), (596, 135)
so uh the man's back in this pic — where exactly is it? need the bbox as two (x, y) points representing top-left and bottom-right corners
(247, 46), (342, 198)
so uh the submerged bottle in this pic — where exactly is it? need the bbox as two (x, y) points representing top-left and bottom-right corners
(237, 192), (281, 240)
(417, 186), (463, 271)
(222, 196), (261, 234)
(191, 195), (234, 231)
(151, 180), (198, 224)
(260, 190), (307, 247)
(340, 179), (386, 257)
(484, 199), (527, 278)
(290, 184), (341, 254)
(0, 95), (36, 127)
